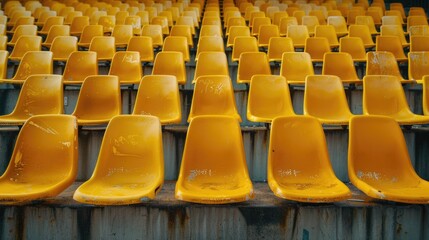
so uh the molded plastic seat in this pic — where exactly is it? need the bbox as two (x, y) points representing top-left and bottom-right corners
(287, 25), (309, 49)
(8, 35), (42, 61)
(141, 25), (164, 47)
(126, 36), (154, 63)
(162, 36), (190, 62)
(133, 75), (181, 124)
(375, 36), (407, 62)
(247, 75), (295, 123)
(279, 17), (298, 36)
(348, 115), (429, 203)
(363, 75), (429, 125)
(108, 51), (142, 84)
(195, 36), (224, 61)
(98, 15), (116, 33)
(304, 37), (331, 63)
(70, 16), (90, 36)
(175, 116), (254, 204)
(193, 52), (229, 83)
(301, 16), (319, 36)
(111, 24), (133, 48)
(339, 37), (367, 63)
(231, 36), (259, 62)
(0, 114), (77, 203)
(225, 16), (246, 35)
(188, 75), (240, 122)
(408, 52), (429, 83)
(51, 36), (78, 62)
(177, 16), (196, 35)
(249, 11), (265, 28)
(64, 11), (83, 25)
(152, 51), (186, 85)
(72, 75), (121, 125)
(327, 16), (348, 37)
(268, 116), (351, 202)
(237, 52), (271, 84)
(267, 37), (294, 62)
(355, 16), (379, 35)
(38, 16), (65, 35)
(407, 16), (428, 33)
(309, 10), (326, 25)
(226, 26), (250, 48)
(381, 15), (402, 27)
(63, 51), (98, 84)
(41, 25), (70, 48)
(410, 36), (429, 52)
(314, 25), (339, 48)
(380, 25), (409, 47)
(280, 52), (314, 84)
(73, 115), (163, 205)
(7, 25), (38, 47)
(0, 51), (8, 78)
(7, 16), (34, 34)
(88, 36), (116, 61)
(170, 25), (194, 48)
(2, 51), (53, 84)
(257, 24), (279, 47)
(273, 12), (289, 26)
(366, 51), (408, 82)
(199, 25), (223, 38)
(322, 52), (361, 83)
(0, 75), (63, 125)
(304, 75), (355, 125)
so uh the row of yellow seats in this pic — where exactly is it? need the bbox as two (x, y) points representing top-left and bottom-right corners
(0, 113), (428, 205)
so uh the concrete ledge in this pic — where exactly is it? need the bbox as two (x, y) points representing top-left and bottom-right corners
(0, 182), (427, 239)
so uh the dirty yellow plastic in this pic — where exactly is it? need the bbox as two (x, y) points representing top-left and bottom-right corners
(162, 36), (190, 62)
(7, 25), (37, 47)
(98, 15), (116, 33)
(286, 25), (309, 49)
(231, 36), (258, 62)
(170, 25), (193, 48)
(327, 16), (348, 37)
(176, 16), (196, 35)
(339, 37), (367, 63)
(126, 36), (154, 63)
(133, 75), (182, 125)
(77, 25), (103, 48)
(408, 51), (429, 83)
(108, 51), (142, 84)
(2, 51), (53, 84)
(88, 36), (116, 61)
(348, 24), (376, 48)
(226, 26), (250, 47)
(152, 51), (186, 85)
(7, 16), (34, 34)
(267, 37), (294, 62)
(280, 52), (314, 84)
(258, 24), (280, 47)
(70, 16), (90, 36)
(175, 116), (254, 204)
(0, 51), (8, 78)
(111, 24), (133, 48)
(0, 115), (77, 203)
(247, 75), (295, 123)
(348, 115), (429, 204)
(63, 51), (98, 84)
(423, 76), (429, 115)
(73, 115), (163, 205)
(195, 36), (224, 61)
(8, 35), (42, 61)
(407, 15), (428, 33)
(199, 25), (223, 38)
(237, 52), (271, 84)
(268, 116), (351, 202)
(188, 75), (241, 122)
(51, 36), (78, 62)
(302, 16), (319, 36)
(380, 25), (409, 47)
(304, 37), (331, 62)
(38, 16), (64, 35)
(322, 52), (361, 83)
(304, 75), (355, 125)
(366, 51), (410, 83)
(410, 35), (429, 52)
(375, 36), (407, 62)
(314, 25), (339, 48)
(72, 75), (121, 125)
(193, 52), (229, 83)
(279, 17), (298, 36)
(0, 75), (63, 125)
(363, 75), (429, 125)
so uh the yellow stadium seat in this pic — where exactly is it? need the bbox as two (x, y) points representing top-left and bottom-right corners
(88, 36), (116, 61)
(0, 51), (8, 78)
(226, 26), (250, 48)
(339, 37), (367, 63)
(108, 51), (142, 84)
(151, 16), (169, 35)
(9, 35), (42, 61)
(268, 116), (351, 202)
(408, 51), (429, 83)
(280, 52), (314, 84)
(162, 36), (190, 62)
(141, 25), (164, 47)
(63, 51), (98, 84)
(195, 36), (224, 62)
(170, 25), (194, 48)
(38, 16), (64, 35)
(304, 37), (331, 63)
(98, 15), (116, 34)
(279, 16), (298, 36)
(188, 75), (240, 122)
(2, 51), (53, 84)
(327, 16), (348, 37)
(363, 75), (429, 124)
(258, 24), (280, 47)
(64, 11), (83, 25)
(366, 51), (408, 82)
(302, 15), (319, 36)
(193, 52), (229, 83)
(126, 36), (154, 63)
(304, 75), (355, 125)
(237, 52), (271, 84)
(0, 115), (77, 203)
(70, 16), (89, 36)
(355, 16), (379, 35)
(133, 75), (181, 124)
(6, 16), (34, 34)
(322, 52), (360, 83)
(267, 37), (294, 62)
(7, 25), (38, 47)
(41, 25), (70, 49)
(77, 25), (103, 49)
(410, 35), (429, 52)
(231, 36), (259, 62)
(73, 115), (163, 205)
(111, 24), (133, 48)
(380, 25), (409, 47)
(407, 15), (428, 33)
(287, 25), (309, 49)
(152, 51), (186, 85)
(175, 116), (254, 204)
(348, 115), (429, 203)
(72, 75), (121, 125)
(314, 25), (339, 48)
(115, 10), (129, 25)
(199, 25), (223, 38)
(50, 36), (78, 62)
(247, 75), (295, 123)
(381, 15), (402, 26)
